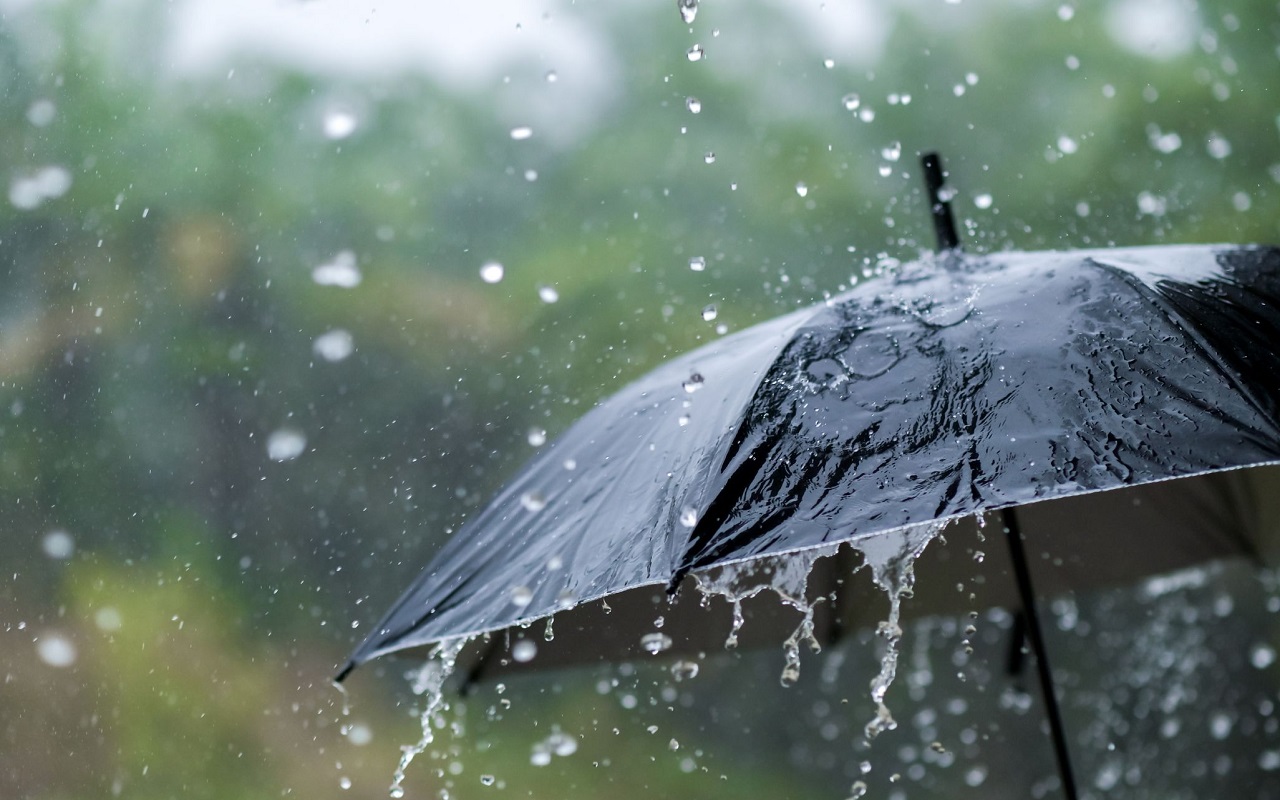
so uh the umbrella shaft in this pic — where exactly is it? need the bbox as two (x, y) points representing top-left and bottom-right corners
(1002, 508), (1080, 800)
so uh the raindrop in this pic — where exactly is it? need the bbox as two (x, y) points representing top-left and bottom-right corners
(1058, 135), (1079, 154)
(9, 166), (73, 210)
(527, 428), (547, 446)
(339, 776), (352, 790)
(519, 491), (546, 512)
(509, 126), (533, 140)
(640, 632), (674, 654)
(677, 0), (698, 24)
(881, 141), (902, 162)
(681, 373), (705, 393)
(1206, 133), (1232, 160)
(704, 152), (716, 164)
(480, 775), (495, 787)
(266, 429), (307, 462)
(36, 634), (77, 668)
(686, 97), (702, 114)
(544, 70), (558, 83)
(668, 739), (680, 751)
(510, 586), (534, 608)
(549, 731), (578, 756)
(679, 507), (699, 527)
(346, 723), (373, 745)
(848, 780), (868, 799)
(313, 329), (355, 362)
(688, 256), (707, 272)
(823, 58), (835, 69)
(1251, 643), (1276, 669)
(512, 640), (538, 662)
(537, 285), (560, 303)
(42, 529), (74, 560)
(312, 251), (362, 288)
(530, 746), (552, 767)
(547, 555), (564, 570)
(701, 304), (718, 322)
(795, 182), (809, 197)
(26, 99), (55, 127)
(562, 459), (577, 471)
(480, 261), (505, 284)
(671, 660), (700, 681)
(94, 607), (122, 631)
(686, 45), (704, 62)
(974, 193), (994, 209)
(841, 93), (861, 111)
(323, 110), (358, 140)
(1057, 4), (1075, 20)
(972, 550), (985, 563)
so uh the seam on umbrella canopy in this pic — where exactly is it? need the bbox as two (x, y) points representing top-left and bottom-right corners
(343, 244), (1280, 672)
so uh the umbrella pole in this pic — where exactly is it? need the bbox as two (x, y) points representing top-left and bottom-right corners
(1001, 508), (1080, 800)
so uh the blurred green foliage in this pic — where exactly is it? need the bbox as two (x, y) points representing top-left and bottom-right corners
(1, 0), (1277, 797)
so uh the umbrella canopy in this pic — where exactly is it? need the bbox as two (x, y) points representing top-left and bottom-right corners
(341, 240), (1280, 676)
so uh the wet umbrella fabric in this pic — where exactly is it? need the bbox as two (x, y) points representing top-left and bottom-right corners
(341, 242), (1280, 676)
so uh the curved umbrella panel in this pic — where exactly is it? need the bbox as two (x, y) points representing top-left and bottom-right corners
(348, 301), (821, 664)
(346, 243), (1280, 672)
(677, 247), (1280, 575)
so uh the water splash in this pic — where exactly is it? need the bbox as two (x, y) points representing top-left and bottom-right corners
(693, 545), (835, 685)
(854, 522), (943, 742)
(390, 637), (470, 798)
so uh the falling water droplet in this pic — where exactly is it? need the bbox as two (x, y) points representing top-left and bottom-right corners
(682, 373), (705, 393)
(842, 93), (861, 111)
(312, 250), (362, 288)
(537, 285), (559, 303)
(510, 586), (534, 608)
(686, 45), (705, 62)
(686, 97), (702, 114)
(640, 632), (674, 654)
(323, 109), (358, 140)
(677, 0), (698, 24)
(974, 193), (994, 209)
(480, 261), (505, 284)
(527, 428), (547, 446)
(42, 530), (74, 560)
(795, 182), (809, 197)
(512, 640), (538, 663)
(671, 660), (700, 681)
(679, 507), (699, 527)
(688, 256), (707, 272)
(701, 304), (718, 321)
(267, 429), (307, 462)
(509, 126), (533, 140)
(704, 152), (716, 164)
(313, 329), (355, 362)
(881, 141), (902, 162)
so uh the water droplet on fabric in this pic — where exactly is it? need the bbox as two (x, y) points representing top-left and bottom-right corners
(686, 45), (705, 61)
(519, 491), (546, 512)
(677, 0), (698, 24)
(686, 97), (702, 114)
(267, 429), (307, 462)
(689, 256), (707, 272)
(640, 632), (674, 654)
(510, 586), (534, 608)
(681, 373), (705, 393)
(679, 507), (699, 527)
(312, 250), (362, 288)
(701, 304), (718, 321)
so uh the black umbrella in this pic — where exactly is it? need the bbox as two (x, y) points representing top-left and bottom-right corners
(339, 154), (1280, 799)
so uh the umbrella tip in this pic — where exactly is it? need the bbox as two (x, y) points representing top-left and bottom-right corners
(921, 152), (961, 253)
(334, 660), (356, 684)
